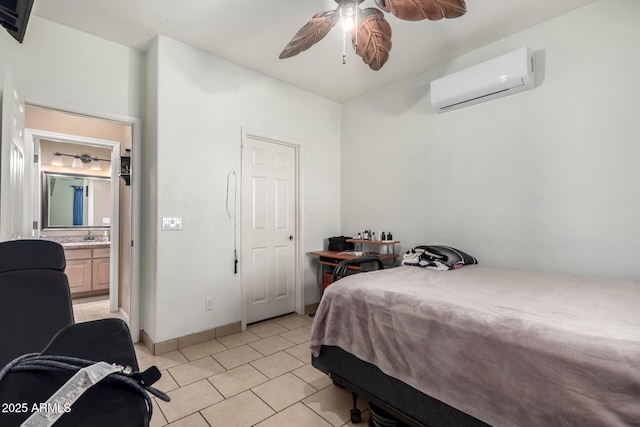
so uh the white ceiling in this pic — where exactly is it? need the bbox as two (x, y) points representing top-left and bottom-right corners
(32, 0), (598, 102)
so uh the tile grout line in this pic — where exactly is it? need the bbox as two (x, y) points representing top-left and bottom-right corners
(79, 306), (340, 426)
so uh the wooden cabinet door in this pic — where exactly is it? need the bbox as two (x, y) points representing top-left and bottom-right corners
(66, 259), (92, 293)
(92, 256), (110, 291)
(92, 248), (111, 291)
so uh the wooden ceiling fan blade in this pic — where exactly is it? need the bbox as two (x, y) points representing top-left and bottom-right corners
(436, 0), (467, 18)
(352, 8), (392, 71)
(375, 0), (466, 21)
(279, 10), (340, 59)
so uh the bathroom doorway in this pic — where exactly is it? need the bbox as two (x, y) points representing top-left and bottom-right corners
(25, 105), (135, 327)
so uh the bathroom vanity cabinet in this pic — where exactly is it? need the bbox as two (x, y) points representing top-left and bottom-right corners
(64, 245), (110, 296)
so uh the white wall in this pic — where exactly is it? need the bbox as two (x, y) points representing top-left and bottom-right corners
(341, 0), (640, 281)
(146, 36), (341, 343)
(0, 16), (144, 119)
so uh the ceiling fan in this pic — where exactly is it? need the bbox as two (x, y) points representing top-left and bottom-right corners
(279, 0), (467, 71)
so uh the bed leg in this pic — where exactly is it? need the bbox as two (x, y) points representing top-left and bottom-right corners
(350, 392), (362, 423)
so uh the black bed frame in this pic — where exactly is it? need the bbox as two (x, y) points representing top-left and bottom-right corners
(312, 346), (490, 427)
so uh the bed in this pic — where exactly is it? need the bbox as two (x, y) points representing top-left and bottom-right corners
(310, 265), (640, 426)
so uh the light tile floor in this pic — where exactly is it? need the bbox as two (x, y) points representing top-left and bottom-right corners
(71, 298), (370, 427)
(72, 295), (125, 323)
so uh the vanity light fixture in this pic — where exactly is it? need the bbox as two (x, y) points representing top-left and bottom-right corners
(51, 152), (111, 169)
(51, 153), (64, 167)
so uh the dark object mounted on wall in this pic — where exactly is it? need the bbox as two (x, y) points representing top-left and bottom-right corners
(0, 0), (35, 43)
(119, 150), (131, 186)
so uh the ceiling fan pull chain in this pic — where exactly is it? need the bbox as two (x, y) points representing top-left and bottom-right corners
(354, 4), (358, 55)
(342, 25), (347, 64)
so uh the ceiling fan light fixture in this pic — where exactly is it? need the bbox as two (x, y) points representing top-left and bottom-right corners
(342, 15), (355, 31)
(340, 1), (358, 32)
(280, 0), (466, 70)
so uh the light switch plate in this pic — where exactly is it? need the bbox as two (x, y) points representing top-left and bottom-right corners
(162, 217), (183, 231)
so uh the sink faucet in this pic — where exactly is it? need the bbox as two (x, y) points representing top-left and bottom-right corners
(85, 230), (95, 241)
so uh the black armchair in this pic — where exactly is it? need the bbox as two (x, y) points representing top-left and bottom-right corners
(0, 240), (164, 426)
(0, 239), (73, 367)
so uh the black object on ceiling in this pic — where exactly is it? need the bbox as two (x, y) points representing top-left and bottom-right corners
(0, 0), (35, 43)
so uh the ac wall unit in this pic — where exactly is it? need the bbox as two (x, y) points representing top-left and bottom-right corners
(430, 47), (536, 113)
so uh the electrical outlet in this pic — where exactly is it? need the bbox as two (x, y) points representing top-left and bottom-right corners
(205, 297), (214, 311)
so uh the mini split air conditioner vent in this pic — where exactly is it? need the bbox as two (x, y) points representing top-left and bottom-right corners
(439, 86), (513, 111)
(430, 47), (536, 113)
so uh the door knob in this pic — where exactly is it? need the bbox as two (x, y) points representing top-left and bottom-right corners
(289, 235), (294, 240)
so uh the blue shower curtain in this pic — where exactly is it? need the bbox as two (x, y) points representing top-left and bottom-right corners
(73, 186), (83, 226)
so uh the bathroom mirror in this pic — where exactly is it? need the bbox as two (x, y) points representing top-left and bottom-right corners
(41, 171), (111, 229)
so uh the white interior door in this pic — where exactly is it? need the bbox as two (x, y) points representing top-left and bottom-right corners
(1, 67), (26, 241)
(242, 134), (297, 324)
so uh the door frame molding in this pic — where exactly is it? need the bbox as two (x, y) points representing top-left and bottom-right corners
(26, 129), (121, 311)
(240, 127), (303, 329)
(23, 99), (142, 342)
(0, 67), (25, 241)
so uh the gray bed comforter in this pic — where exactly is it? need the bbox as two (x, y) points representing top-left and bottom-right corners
(309, 265), (640, 427)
